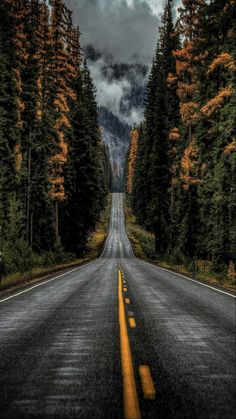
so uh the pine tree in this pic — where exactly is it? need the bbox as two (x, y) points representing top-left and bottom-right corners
(145, 47), (168, 253)
(47, 0), (76, 242)
(21, 0), (47, 246)
(131, 124), (147, 225)
(62, 58), (108, 256)
(143, 1), (179, 254)
(196, 0), (236, 268)
(0, 0), (24, 244)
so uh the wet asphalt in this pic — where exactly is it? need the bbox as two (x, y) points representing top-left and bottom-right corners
(0, 193), (235, 419)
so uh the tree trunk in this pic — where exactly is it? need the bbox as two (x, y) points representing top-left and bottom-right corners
(170, 185), (174, 250)
(155, 230), (158, 254)
(30, 212), (33, 247)
(188, 121), (192, 143)
(55, 201), (59, 242)
(26, 144), (31, 243)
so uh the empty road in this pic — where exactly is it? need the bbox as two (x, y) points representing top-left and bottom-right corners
(0, 193), (235, 418)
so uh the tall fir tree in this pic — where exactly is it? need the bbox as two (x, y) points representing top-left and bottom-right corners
(62, 58), (109, 256)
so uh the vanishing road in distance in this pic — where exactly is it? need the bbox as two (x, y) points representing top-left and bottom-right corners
(0, 193), (235, 418)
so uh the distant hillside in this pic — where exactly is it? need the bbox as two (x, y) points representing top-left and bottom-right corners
(98, 106), (131, 143)
(100, 62), (148, 117)
(98, 106), (131, 190)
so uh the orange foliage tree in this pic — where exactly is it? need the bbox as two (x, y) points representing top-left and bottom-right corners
(201, 51), (235, 119)
(126, 129), (139, 195)
(6, 0), (29, 174)
(180, 138), (200, 190)
(6, 0), (28, 130)
(172, 0), (207, 191)
(48, 0), (79, 239)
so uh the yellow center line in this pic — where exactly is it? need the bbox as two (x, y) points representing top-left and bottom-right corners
(129, 317), (136, 328)
(125, 298), (131, 304)
(118, 270), (141, 419)
(123, 287), (128, 292)
(138, 365), (156, 400)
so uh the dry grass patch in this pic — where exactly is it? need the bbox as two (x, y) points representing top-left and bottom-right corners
(86, 193), (112, 258)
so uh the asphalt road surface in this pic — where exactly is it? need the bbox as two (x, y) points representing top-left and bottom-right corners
(0, 193), (235, 419)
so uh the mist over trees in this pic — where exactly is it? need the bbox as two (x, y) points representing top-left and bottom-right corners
(126, 0), (236, 276)
(0, 0), (112, 276)
(86, 48), (149, 126)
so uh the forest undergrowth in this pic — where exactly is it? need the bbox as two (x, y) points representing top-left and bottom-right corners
(0, 194), (112, 294)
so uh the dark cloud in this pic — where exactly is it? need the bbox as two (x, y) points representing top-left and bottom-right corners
(65, 0), (161, 63)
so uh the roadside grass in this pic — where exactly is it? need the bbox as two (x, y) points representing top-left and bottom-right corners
(0, 194), (112, 294)
(86, 193), (112, 258)
(125, 200), (235, 293)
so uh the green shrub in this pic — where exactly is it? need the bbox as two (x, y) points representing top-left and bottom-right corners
(1, 240), (34, 276)
(134, 231), (156, 258)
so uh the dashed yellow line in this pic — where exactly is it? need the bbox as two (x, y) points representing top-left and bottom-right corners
(139, 365), (156, 400)
(129, 317), (136, 328)
(118, 270), (141, 419)
(123, 287), (128, 292)
(125, 298), (131, 304)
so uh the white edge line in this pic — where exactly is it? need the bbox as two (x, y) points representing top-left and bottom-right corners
(138, 258), (235, 298)
(0, 260), (96, 304)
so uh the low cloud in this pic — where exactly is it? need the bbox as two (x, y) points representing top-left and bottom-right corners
(90, 59), (131, 116)
(89, 57), (148, 125)
(65, 0), (161, 64)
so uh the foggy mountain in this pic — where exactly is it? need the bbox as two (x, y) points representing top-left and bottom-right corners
(85, 45), (149, 178)
(98, 106), (131, 190)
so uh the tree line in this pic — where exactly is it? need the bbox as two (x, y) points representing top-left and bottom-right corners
(0, 0), (112, 277)
(125, 0), (236, 277)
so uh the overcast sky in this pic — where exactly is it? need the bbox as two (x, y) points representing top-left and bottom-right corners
(64, 0), (181, 124)
(65, 0), (181, 64)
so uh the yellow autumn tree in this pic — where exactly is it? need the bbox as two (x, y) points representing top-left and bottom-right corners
(201, 52), (235, 119)
(207, 52), (236, 75)
(223, 140), (236, 156)
(126, 129), (139, 195)
(14, 144), (23, 172)
(201, 85), (233, 117)
(48, 0), (78, 239)
(173, 41), (200, 130)
(6, 0), (29, 130)
(180, 138), (200, 190)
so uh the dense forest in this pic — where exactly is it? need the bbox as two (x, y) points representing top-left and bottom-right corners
(0, 0), (112, 277)
(126, 0), (236, 277)
(98, 106), (131, 141)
